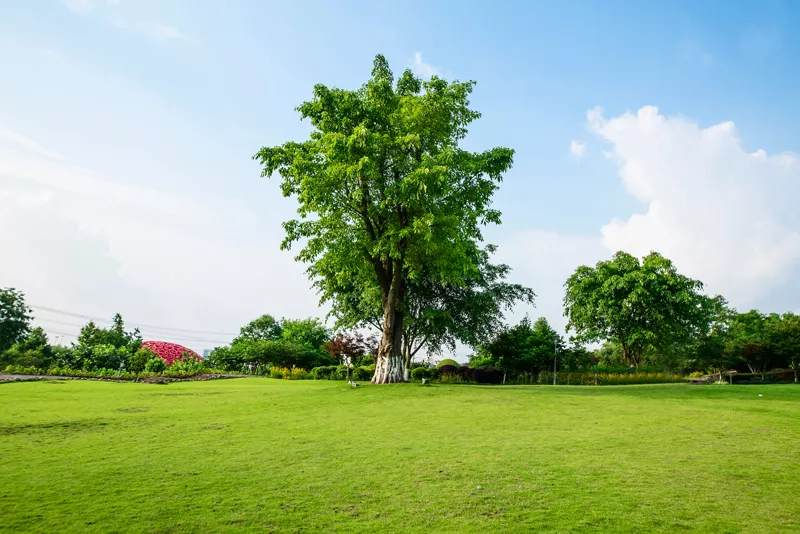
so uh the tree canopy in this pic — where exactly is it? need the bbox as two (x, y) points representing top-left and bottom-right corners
(564, 251), (712, 369)
(0, 287), (32, 354)
(254, 55), (514, 383)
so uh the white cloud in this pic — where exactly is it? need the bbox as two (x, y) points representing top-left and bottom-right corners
(570, 140), (587, 160)
(144, 21), (184, 40)
(0, 127), (320, 352)
(502, 106), (800, 338)
(411, 52), (439, 79)
(590, 105), (800, 308)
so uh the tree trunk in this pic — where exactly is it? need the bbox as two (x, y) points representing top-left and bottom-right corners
(372, 261), (407, 384)
(373, 309), (405, 383)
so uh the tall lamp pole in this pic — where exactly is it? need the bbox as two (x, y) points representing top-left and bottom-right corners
(553, 335), (558, 386)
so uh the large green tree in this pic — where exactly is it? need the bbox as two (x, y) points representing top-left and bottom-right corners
(564, 251), (711, 369)
(255, 55), (514, 383)
(0, 287), (32, 354)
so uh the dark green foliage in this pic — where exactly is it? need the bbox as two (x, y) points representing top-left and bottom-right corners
(410, 367), (433, 381)
(214, 315), (333, 372)
(437, 364), (458, 375)
(310, 366), (338, 380)
(351, 366), (373, 381)
(0, 327), (53, 369)
(128, 348), (157, 373)
(52, 346), (79, 369)
(72, 314), (142, 370)
(766, 312), (800, 382)
(0, 287), (32, 354)
(484, 317), (563, 376)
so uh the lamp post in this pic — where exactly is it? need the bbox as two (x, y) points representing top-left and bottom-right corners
(553, 335), (558, 386)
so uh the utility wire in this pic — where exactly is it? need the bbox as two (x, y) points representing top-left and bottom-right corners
(30, 305), (238, 337)
(32, 317), (231, 344)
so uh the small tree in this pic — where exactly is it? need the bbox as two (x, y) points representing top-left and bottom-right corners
(323, 332), (377, 368)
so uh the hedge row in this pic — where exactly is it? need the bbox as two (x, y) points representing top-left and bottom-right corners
(1, 364), (224, 380)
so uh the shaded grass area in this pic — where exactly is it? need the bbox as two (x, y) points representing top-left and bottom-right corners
(1, 380), (798, 532)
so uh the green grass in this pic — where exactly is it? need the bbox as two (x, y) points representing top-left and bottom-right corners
(1, 380), (798, 533)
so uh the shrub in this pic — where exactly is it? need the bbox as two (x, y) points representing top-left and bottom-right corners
(269, 367), (285, 379)
(410, 367), (438, 381)
(169, 357), (207, 373)
(437, 359), (459, 369)
(410, 367), (429, 381)
(129, 348), (157, 373)
(351, 366), (372, 381)
(473, 367), (503, 384)
(539, 371), (682, 385)
(284, 368), (310, 380)
(311, 365), (337, 379)
(144, 358), (167, 373)
(438, 373), (468, 384)
(438, 364), (458, 376)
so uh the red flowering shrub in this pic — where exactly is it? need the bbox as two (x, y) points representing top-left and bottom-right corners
(140, 341), (201, 366)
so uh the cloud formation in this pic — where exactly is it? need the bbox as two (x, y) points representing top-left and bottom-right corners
(590, 105), (800, 307)
(0, 127), (320, 352)
(411, 52), (439, 79)
(570, 140), (587, 160)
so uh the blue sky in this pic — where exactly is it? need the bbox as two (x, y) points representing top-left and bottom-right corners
(1, 1), (799, 357)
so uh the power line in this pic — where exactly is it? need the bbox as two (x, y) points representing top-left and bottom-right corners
(32, 317), (231, 344)
(30, 305), (238, 337)
(34, 321), (230, 345)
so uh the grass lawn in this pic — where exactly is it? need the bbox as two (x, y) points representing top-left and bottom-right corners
(1, 379), (798, 533)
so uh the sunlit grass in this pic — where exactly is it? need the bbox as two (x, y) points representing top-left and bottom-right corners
(1, 379), (798, 532)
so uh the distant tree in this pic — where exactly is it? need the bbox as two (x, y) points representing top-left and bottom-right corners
(0, 288), (32, 354)
(255, 55), (514, 383)
(73, 314), (141, 370)
(213, 315), (335, 372)
(564, 251), (711, 369)
(726, 310), (777, 379)
(485, 317), (565, 381)
(233, 314), (283, 344)
(281, 318), (330, 352)
(0, 327), (53, 369)
(765, 312), (800, 382)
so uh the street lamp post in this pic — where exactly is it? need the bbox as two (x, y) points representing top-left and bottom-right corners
(553, 335), (557, 386)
